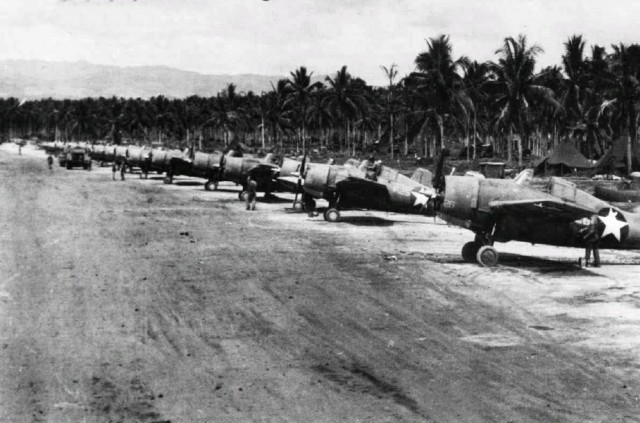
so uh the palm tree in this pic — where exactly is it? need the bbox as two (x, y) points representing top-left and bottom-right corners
(263, 79), (294, 149)
(322, 66), (369, 153)
(286, 66), (323, 154)
(609, 43), (640, 173)
(205, 84), (247, 147)
(461, 59), (490, 159)
(490, 35), (562, 166)
(381, 64), (399, 159)
(405, 35), (472, 157)
(562, 35), (588, 127)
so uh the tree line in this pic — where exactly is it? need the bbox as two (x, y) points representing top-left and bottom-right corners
(2, 34), (640, 171)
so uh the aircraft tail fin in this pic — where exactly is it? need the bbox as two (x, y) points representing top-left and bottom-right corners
(410, 168), (433, 186)
(514, 169), (533, 185)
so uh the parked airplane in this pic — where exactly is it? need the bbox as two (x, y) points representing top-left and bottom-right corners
(279, 156), (436, 222)
(427, 155), (640, 266)
(164, 150), (280, 200)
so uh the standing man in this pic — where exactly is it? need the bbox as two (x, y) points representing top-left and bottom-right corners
(47, 154), (53, 170)
(120, 159), (127, 181)
(246, 175), (257, 211)
(582, 214), (601, 267)
(112, 160), (118, 181)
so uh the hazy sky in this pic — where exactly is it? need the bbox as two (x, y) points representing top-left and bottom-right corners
(1, 0), (639, 85)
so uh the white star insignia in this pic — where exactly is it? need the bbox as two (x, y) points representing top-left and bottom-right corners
(411, 191), (430, 207)
(597, 209), (628, 241)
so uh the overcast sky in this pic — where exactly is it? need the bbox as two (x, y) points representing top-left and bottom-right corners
(1, 0), (639, 85)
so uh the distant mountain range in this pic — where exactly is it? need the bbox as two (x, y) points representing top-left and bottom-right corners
(0, 60), (327, 100)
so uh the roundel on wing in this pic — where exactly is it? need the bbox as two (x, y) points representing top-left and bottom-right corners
(596, 207), (629, 242)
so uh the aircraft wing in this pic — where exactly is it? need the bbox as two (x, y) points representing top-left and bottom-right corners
(276, 176), (301, 192)
(489, 198), (595, 221)
(336, 177), (392, 208)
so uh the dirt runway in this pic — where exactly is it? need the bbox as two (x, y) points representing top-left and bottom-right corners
(1, 146), (640, 422)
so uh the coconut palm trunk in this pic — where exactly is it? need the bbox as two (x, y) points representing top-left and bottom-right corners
(389, 113), (394, 160)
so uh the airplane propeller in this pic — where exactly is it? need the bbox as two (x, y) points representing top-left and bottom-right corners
(424, 151), (448, 214)
(219, 152), (226, 173)
(433, 150), (446, 193)
(292, 153), (307, 210)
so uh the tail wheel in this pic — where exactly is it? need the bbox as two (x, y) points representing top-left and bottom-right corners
(461, 242), (481, 263)
(163, 177), (172, 184)
(477, 246), (499, 267)
(324, 208), (341, 223)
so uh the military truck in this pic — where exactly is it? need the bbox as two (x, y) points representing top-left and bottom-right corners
(59, 146), (92, 170)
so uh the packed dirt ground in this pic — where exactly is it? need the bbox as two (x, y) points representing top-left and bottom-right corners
(2, 143), (640, 422)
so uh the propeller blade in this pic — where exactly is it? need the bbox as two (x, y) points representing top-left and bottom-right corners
(433, 151), (446, 192)
(300, 153), (307, 178)
(292, 154), (307, 209)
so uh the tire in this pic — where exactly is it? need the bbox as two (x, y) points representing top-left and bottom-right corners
(66, 163), (71, 170)
(204, 181), (213, 191)
(476, 246), (499, 267)
(461, 242), (481, 263)
(324, 208), (341, 223)
(163, 177), (172, 184)
(292, 200), (304, 211)
(239, 191), (249, 202)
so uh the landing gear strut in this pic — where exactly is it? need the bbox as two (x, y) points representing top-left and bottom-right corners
(323, 193), (342, 222)
(461, 230), (499, 267)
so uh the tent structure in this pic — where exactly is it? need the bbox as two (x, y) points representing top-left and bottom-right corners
(534, 142), (596, 175)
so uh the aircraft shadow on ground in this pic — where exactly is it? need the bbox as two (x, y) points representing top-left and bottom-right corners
(173, 181), (205, 187)
(258, 196), (291, 204)
(421, 251), (601, 275)
(332, 216), (395, 227)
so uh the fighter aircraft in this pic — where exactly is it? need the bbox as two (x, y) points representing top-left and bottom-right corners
(426, 155), (640, 266)
(279, 156), (436, 222)
(164, 149), (280, 200)
(125, 145), (152, 178)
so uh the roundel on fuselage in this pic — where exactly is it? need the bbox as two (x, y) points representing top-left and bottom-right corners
(596, 207), (629, 242)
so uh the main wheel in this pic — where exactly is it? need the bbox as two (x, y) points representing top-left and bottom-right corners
(163, 176), (172, 184)
(66, 163), (71, 170)
(461, 242), (481, 263)
(292, 200), (304, 211)
(204, 181), (213, 191)
(324, 208), (341, 223)
(476, 246), (499, 267)
(239, 191), (249, 201)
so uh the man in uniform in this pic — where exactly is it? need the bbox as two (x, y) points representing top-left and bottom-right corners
(581, 214), (601, 267)
(47, 154), (53, 170)
(112, 160), (118, 180)
(120, 159), (127, 181)
(246, 175), (257, 211)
